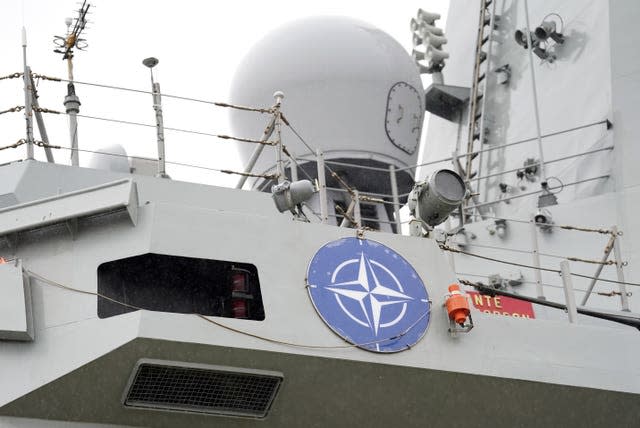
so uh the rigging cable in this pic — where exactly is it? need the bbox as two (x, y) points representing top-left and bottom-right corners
(27, 141), (276, 179)
(440, 244), (640, 288)
(25, 269), (430, 350)
(282, 115), (389, 208)
(459, 242), (616, 266)
(30, 74), (275, 113)
(471, 214), (615, 235)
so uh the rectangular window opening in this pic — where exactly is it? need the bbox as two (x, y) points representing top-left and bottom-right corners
(97, 253), (265, 320)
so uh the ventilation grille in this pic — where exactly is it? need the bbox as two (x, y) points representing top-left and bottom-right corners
(123, 360), (282, 418)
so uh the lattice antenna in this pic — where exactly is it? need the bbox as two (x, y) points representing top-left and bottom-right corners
(52, 1), (93, 167)
(53, 1), (92, 68)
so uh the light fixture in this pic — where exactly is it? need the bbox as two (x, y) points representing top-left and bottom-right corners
(514, 29), (533, 49)
(495, 64), (511, 85)
(495, 219), (507, 238)
(408, 169), (468, 228)
(534, 20), (564, 44)
(515, 22), (561, 63)
(271, 180), (315, 213)
(534, 208), (553, 232)
(453, 230), (469, 248)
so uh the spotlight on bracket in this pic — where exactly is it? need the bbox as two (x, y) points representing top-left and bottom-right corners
(514, 29), (533, 49)
(271, 180), (315, 213)
(534, 208), (554, 232)
(515, 27), (557, 62)
(535, 20), (564, 44)
(409, 169), (468, 228)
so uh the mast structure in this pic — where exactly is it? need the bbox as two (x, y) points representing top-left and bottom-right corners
(53, 0), (91, 167)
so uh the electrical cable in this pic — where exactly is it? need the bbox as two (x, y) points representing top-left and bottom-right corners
(463, 174), (610, 211)
(25, 269), (431, 350)
(542, 12), (565, 33)
(440, 244), (640, 288)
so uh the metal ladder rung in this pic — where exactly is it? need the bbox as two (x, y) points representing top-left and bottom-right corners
(477, 73), (486, 82)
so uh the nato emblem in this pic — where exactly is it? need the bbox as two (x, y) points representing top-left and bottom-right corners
(307, 237), (430, 353)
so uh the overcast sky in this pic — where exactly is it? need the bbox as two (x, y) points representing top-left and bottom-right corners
(0, 0), (448, 187)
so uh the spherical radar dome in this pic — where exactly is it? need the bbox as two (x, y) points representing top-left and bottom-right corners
(230, 16), (425, 192)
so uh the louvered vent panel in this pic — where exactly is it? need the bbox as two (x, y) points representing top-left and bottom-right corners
(123, 360), (282, 418)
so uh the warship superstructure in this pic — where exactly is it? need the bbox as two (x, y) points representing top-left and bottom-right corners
(0, 1), (639, 427)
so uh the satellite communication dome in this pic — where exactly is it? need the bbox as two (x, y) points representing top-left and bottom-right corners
(88, 144), (130, 173)
(229, 16), (424, 195)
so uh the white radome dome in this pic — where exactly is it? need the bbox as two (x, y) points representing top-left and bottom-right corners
(229, 16), (424, 190)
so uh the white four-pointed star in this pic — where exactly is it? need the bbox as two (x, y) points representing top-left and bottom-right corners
(327, 253), (413, 335)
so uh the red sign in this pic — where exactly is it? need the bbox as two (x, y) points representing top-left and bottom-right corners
(467, 291), (535, 319)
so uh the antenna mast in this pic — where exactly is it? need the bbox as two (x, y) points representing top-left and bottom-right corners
(54, 0), (91, 167)
(21, 27), (34, 160)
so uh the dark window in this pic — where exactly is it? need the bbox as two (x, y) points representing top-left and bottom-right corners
(360, 203), (380, 230)
(97, 253), (264, 320)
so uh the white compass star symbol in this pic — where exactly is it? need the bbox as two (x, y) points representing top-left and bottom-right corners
(326, 252), (413, 335)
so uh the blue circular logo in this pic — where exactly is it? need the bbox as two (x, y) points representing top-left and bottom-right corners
(307, 237), (430, 353)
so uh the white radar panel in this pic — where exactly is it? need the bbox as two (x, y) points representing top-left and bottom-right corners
(385, 82), (424, 154)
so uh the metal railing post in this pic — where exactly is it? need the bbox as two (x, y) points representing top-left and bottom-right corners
(580, 233), (616, 306)
(290, 153), (298, 182)
(560, 260), (578, 323)
(152, 81), (167, 177)
(353, 189), (362, 228)
(611, 226), (630, 311)
(389, 165), (402, 233)
(22, 28), (34, 160)
(316, 149), (328, 224)
(235, 115), (276, 189)
(530, 217), (545, 299)
(274, 92), (285, 184)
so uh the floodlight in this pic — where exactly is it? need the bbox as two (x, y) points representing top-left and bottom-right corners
(514, 29), (536, 49)
(408, 169), (467, 227)
(534, 209), (553, 232)
(535, 20), (564, 44)
(271, 180), (316, 213)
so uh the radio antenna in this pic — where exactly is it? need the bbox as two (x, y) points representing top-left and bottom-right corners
(53, 0), (91, 166)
